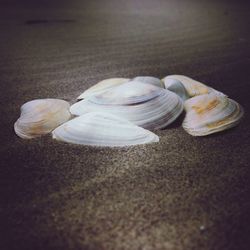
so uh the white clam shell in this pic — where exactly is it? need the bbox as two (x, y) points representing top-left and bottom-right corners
(132, 76), (164, 88)
(163, 75), (225, 98)
(70, 82), (183, 130)
(182, 93), (244, 136)
(77, 78), (130, 100)
(162, 78), (189, 101)
(89, 81), (161, 105)
(14, 99), (71, 139)
(52, 112), (159, 147)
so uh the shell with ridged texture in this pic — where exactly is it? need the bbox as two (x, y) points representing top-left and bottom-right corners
(71, 81), (183, 130)
(182, 93), (244, 136)
(14, 99), (71, 139)
(52, 112), (159, 147)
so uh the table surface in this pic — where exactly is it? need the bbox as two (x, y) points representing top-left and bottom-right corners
(1, 0), (250, 249)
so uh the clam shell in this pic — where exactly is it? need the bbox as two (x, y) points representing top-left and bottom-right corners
(163, 78), (189, 101)
(70, 82), (183, 130)
(132, 76), (164, 88)
(14, 99), (71, 139)
(89, 81), (161, 105)
(52, 112), (159, 147)
(182, 93), (244, 136)
(77, 78), (130, 100)
(163, 75), (225, 97)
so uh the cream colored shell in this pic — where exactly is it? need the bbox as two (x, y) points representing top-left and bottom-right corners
(182, 93), (244, 136)
(163, 75), (225, 98)
(14, 99), (71, 139)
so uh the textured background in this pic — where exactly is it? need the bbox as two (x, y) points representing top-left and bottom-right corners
(1, 0), (250, 249)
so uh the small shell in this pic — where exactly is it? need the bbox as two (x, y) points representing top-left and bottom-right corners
(14, 99), (71, 139)
(163, 75), (225, 97)
(77, 78), (130, 99)
(182, 93), (244, 136)
(162, 78), (189, 101)
(52, 112), (159, 147)
(70, 82), (183, 130)
(132, 76), (165, 88)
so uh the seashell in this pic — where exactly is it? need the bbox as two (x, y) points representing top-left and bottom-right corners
(52, 112), (159, 147)
(77, 78), (130, 100)
(162, 77), (189, 101)
(70, 81), (183, 130)
(182, 93), (244, 136)
(14, 99), (71, 139)
(89, 81), (162, 105)
(163, 75), (225, 98)
(132, 76), (165, 88)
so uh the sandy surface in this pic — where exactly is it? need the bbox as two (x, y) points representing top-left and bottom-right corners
(1, 0), (250, 249)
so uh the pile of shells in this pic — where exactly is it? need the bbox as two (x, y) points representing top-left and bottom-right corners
(14, 75), (244, 147)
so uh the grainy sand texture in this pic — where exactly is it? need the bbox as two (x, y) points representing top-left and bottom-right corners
(1, 0), (250, 249)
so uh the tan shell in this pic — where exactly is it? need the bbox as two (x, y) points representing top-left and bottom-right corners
(163, 75), (225, 98)
(182, 93), (244, 136)
(14, 99), (71, 139)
